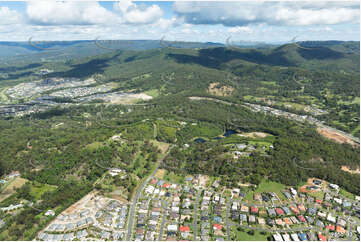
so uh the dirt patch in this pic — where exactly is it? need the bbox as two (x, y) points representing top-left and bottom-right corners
(341, 166), (360, 174)
(317, 127), (358, 147)
(0, 177), (28, 202)
(199, 175), (209, 187)
(207, 82), (234, 97)
(298, 177), (326, 194)
(241, 132), (271, 138)
(155, 169), (166, 179)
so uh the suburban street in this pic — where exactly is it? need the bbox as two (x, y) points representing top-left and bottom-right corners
(193, 189), (202, 240)
(126, 145), (174, 240)
(158, 200), (168, 240)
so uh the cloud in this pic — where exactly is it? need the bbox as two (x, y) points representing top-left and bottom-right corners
(0, 7), (23, 25)
(26, 1), (120, 25)
(173, 1), (360, 27)
(113, 0), (163, 24)
(228, 26), (253, 34)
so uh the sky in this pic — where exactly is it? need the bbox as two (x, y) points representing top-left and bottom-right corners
(0, 0), (359, 43)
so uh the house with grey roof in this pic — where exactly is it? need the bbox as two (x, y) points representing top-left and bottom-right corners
(100, 230), (111, 240)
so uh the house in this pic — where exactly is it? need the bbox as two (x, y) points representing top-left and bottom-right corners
(305, 216), (314, 224)
(326, 213), (336, 223)
(109, 168), (122, 176)
(336, 225), (346, 233)
(315, 199), (322, 204)
(290, 216), (299, 224)
(275, 219), (284, 226)
(100, 230), (111, 240)
(273, 233), (283, 241)
(283, 192), (292, 199)
(290, 233), (300, 241)
(250, 206), (258, 214)
(76, 229), (88, 240)
(283, 217), (292, 225)
(333, 197), (342, 205)
(297, 204), (306, 212)
(317, 211), (326, 218)
(231, 201), (238, 211)
(313, 179), (322, 185)
(306, 232), (316, 241)
(258, 217), (265, 225)
(276, 208), (284, 216)
(44, 210), (55, 216)
(297, 215), (306, 223)
(329, 183), (339, 190)
(171, 206), (180, 213)
(324, 193), (332, 201)
(337, 218), (347, 228)
(240, 205), (249, 213)
(213, 224), (222, 230)
(145, 185), (155, 194)
(298, 232), (307, 241)
(240, 214), (247, 223)
(326, 224), (335, 231)
(317, 233), (327, 241)
(113, 232), (123, 240)
(167, 224), (177, 232)
(290, 188), (297, 196)
(343, 200), (352, 208)
(282, 233), (290, 241)
(307, 207), (316, 215)
(248, 215), (256, 224)
(213, 216), (222, 223)
(254, 193), (262, 202)
(267, 208), (276, 217)
(282, 206), (291, 215)
(267, 218), (275, 226)
(290, 206), (299, 214)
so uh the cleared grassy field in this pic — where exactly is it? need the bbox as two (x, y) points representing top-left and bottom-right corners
(232, 227), (270, 241)
(0, 177), (28, 202)
(244, 179), (286, 202)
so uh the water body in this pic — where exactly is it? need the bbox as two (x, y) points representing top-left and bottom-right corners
(194, 138), (206, 143)
(213, 137), (223, 140)
(224, 129), (237, 137)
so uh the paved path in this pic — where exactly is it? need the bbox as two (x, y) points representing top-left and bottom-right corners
(126, 145), (173, 240)
(158, 200), (168, 241)
(193, 189), (202, 240)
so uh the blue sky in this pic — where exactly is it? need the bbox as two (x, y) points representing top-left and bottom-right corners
(0, 1), (359, 43)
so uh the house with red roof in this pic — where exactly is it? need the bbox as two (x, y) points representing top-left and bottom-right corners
(326, 224), (335, 231)
(290, 206), (300, 214)
(297, 204), (306, 212)
(275, 208), (284, 216)
(336, 225), (345, 233)
(315, 199), (322, 204)
(180, 226), (190, 232)
(318, 233), (327, 241)
(150, 179), (156, 185)
(250, 206), (258, 214)
(163, 183), (170, 188)
(213, 224), (222, 230)
(297, 215), (306, 223)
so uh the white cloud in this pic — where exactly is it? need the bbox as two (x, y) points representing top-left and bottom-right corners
(173, 1), (360, 27)
(26, 1), (120, 25)
(113, 0), (163, 25)
(228, 26), (253, 34)
(0, 7), (23, 25)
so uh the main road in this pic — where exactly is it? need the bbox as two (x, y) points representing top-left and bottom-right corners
(126, 145), (174, 240)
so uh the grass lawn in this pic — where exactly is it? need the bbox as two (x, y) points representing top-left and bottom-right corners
(29, 182), (57, 200)
(163, 170), (185, 184)
(244, 179), (286, 202)
(339, 188), (355, 200)
(307, 190), (325, 200)
(0, 177), (28, 202)
(144, 89), (159, 98)
(232, 226), (270, 241)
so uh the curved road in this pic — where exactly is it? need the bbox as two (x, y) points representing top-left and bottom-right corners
(126, 145), (174, 240)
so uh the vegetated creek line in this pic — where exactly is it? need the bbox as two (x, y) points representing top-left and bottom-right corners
(188, 96), (359, 144)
